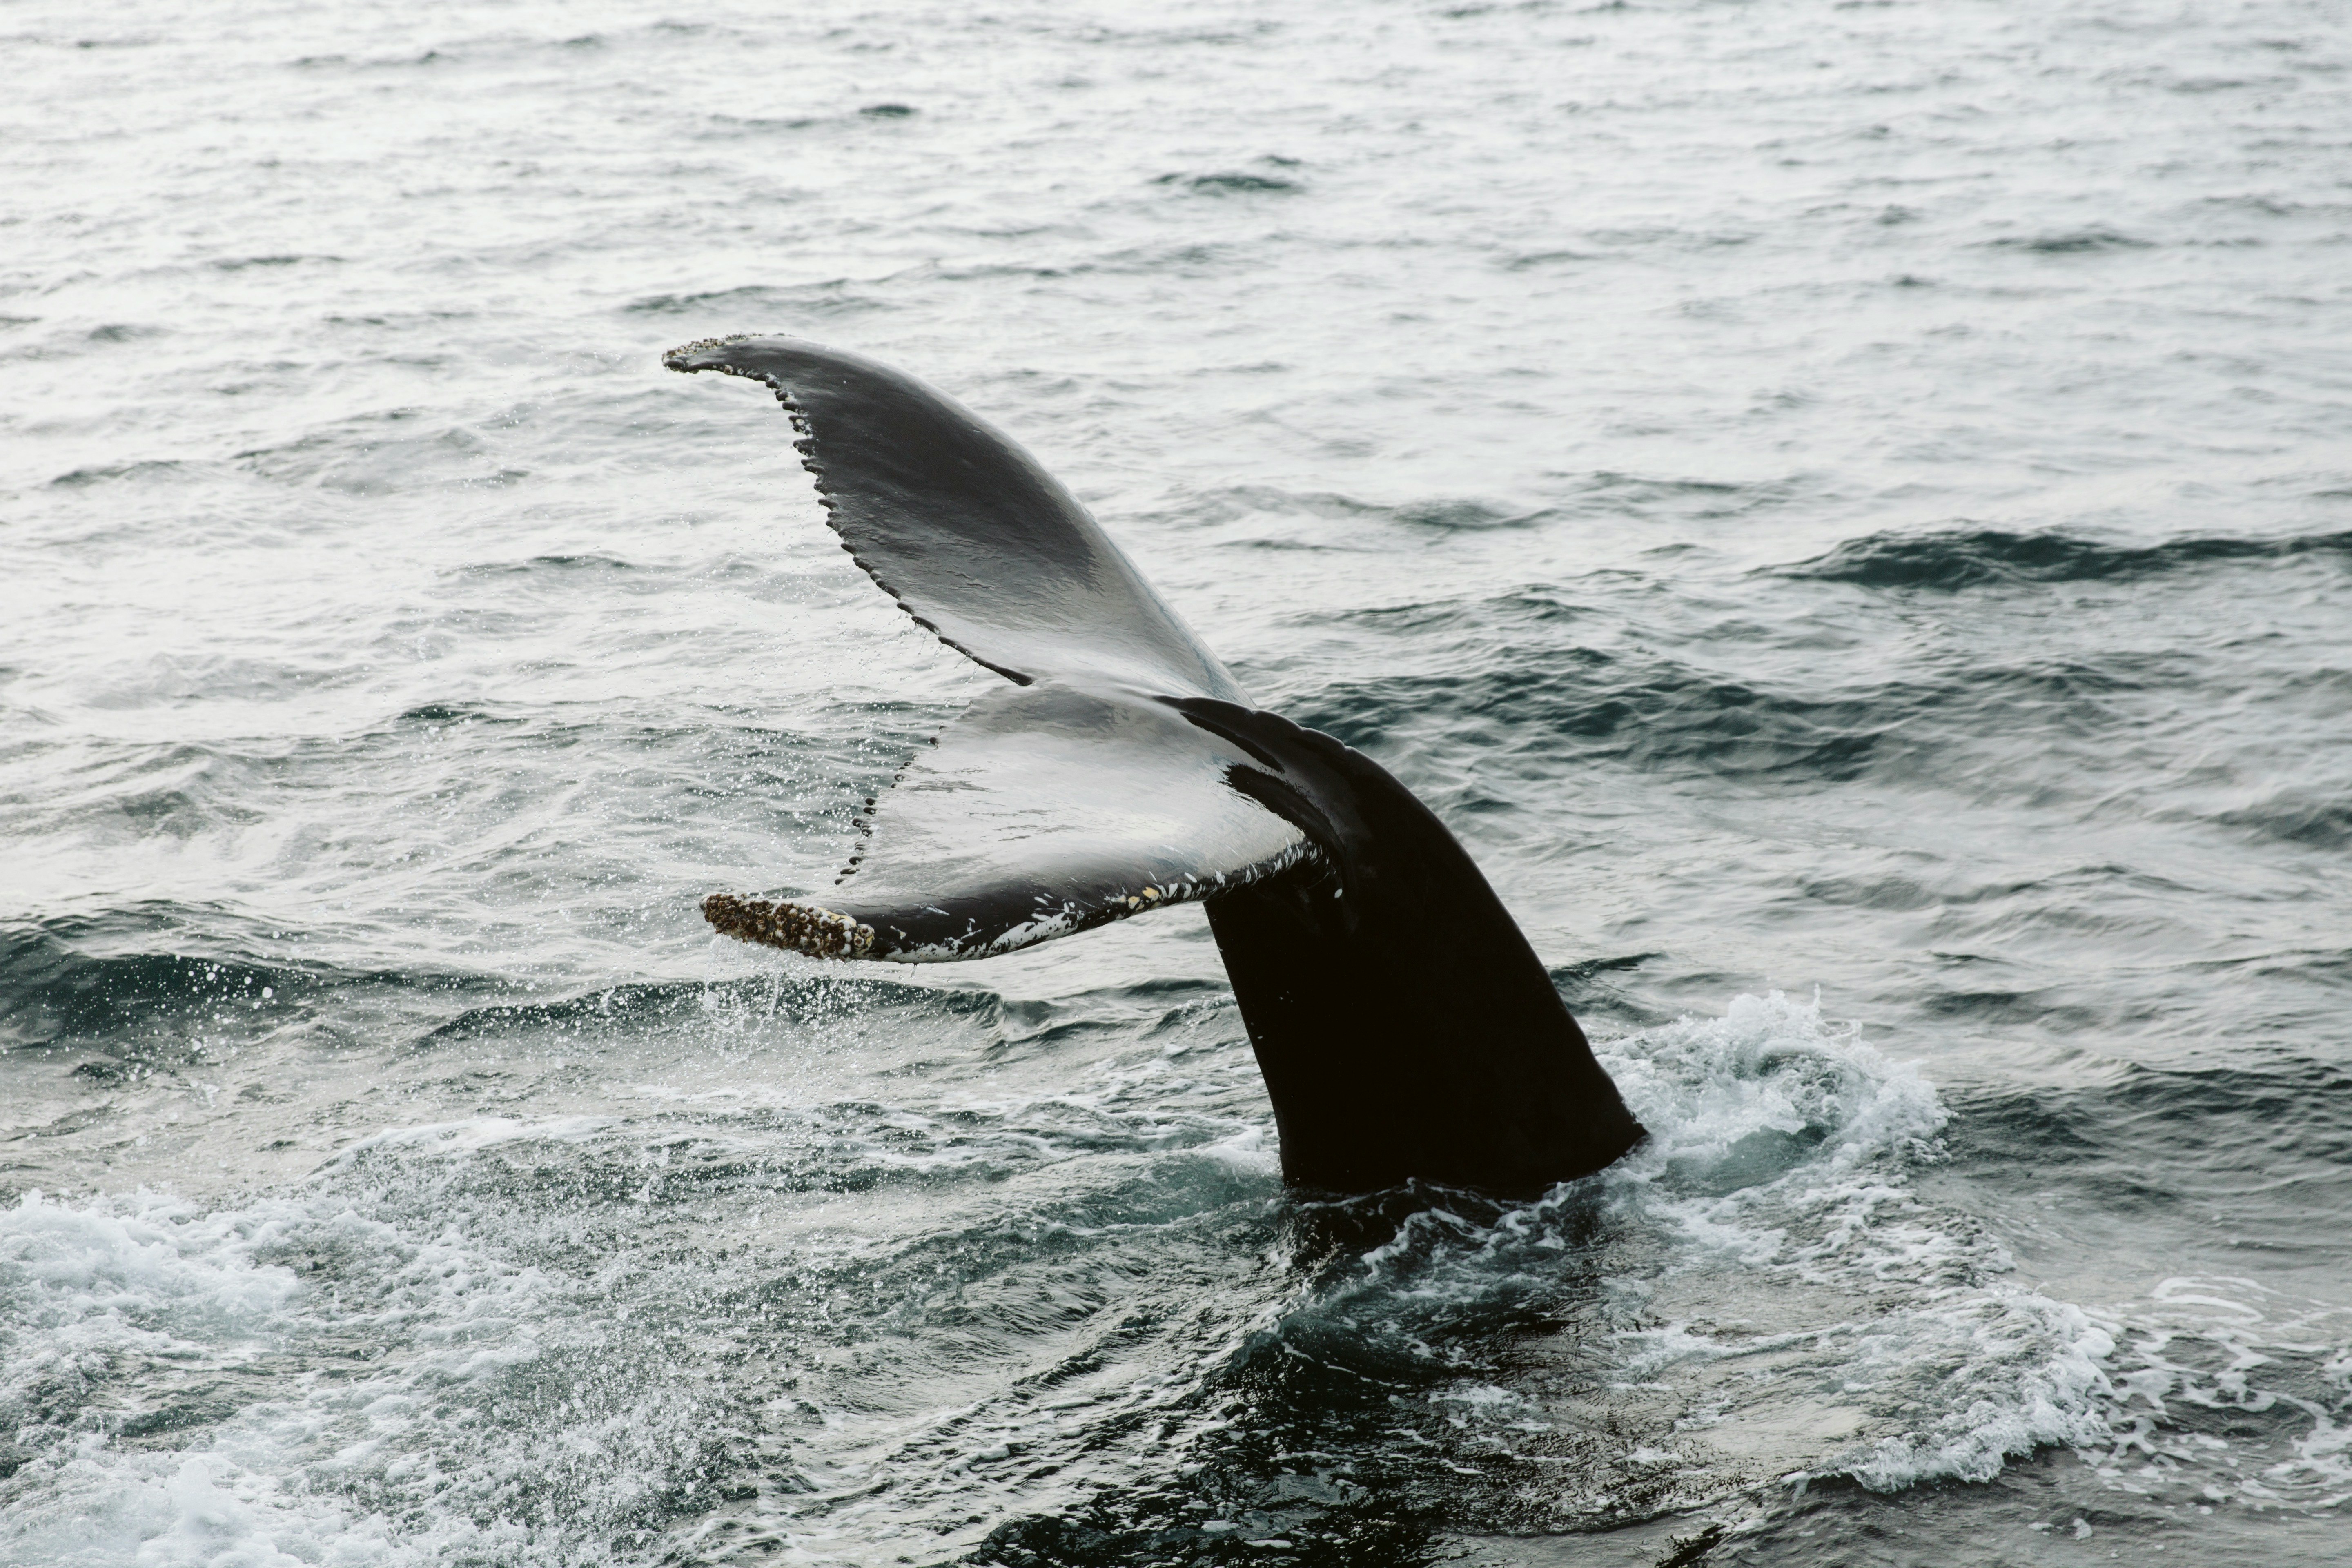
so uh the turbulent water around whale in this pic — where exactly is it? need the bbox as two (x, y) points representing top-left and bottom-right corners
(3, 2), (2348, 1564)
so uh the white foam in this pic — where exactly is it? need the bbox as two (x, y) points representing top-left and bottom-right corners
(7, 996), (2340, 1560)
(1601, 989), (1948, 1180)
(1586, 995), (2120, 1494)
(1829, 1293), (2116, 1490)
(1588, 997), (2345, 1507)
(0, 1193), (381, 1567)
(325, 1114), (619, 1165)
(2080, 1272), (2352, 1508)
(0, 1178), (731, 1568)
(3, 1188), (300, 1329)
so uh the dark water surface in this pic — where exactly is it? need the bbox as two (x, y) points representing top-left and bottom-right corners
(4, 2), (2348, 1564)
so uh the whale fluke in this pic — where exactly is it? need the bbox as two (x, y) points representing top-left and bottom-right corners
(663, 335), (1243, 701)
(703, 680), (1312, 962)
(669, 335), (1644, 1194)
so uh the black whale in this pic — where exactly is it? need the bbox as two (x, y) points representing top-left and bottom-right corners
(668, 336), (1644, 1194)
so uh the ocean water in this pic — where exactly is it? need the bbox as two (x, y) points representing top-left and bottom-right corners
(2, 1), (2348, 1563)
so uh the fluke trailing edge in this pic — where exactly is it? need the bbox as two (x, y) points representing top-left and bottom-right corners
(667, 336), (1645, 1194)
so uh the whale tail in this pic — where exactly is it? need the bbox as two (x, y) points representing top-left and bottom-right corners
(668, 336), (1644, 1193)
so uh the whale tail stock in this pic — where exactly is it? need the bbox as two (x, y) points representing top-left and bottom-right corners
(666, 335), (1644, 1194)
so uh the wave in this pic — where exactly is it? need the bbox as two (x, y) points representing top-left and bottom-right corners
(46, 459), (194, 488)
(1287, 650), (1895, 782)
(12, 987), (2335, 1562)
(1273, 558), (2245, 786)
(1286, 643), (2181, 787)
(1600, 996), (2120, 1497)
(0, 911), (1023, 1066)
(1983, 227), (2154, 254)
(1934, 1062), (2352, 1511)
(621, 281), (888, 318)
(1154, 169), (1302, 195)
(0, 991), (2092, 1565)
(0, 911), (361, 1051)
(1169, 483), (1556, 534)
(1950, 1060), (2352, 1216)
(978, 992), (2126, 1561)
(0, 1183), (732, 1567)
(1781, 526), (2352, 591)
(1549, 951), (1670, 1026)
(2212, 789), (2352, 851)
(412, 968), (993, 1049)
(1171, 474), (1798, 539)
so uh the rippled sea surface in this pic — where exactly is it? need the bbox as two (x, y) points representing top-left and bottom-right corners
(4, 2), (2349, 1564)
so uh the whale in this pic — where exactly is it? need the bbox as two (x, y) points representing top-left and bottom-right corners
(667, 336), (1644, 1194)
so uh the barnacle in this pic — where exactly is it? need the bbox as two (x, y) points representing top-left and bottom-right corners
(702, 893), (875, 958)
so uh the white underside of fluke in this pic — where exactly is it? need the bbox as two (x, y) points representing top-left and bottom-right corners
(706, 680), (1315, 962)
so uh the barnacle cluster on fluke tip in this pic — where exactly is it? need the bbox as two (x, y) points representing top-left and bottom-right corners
(702, 893), (875, 959)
